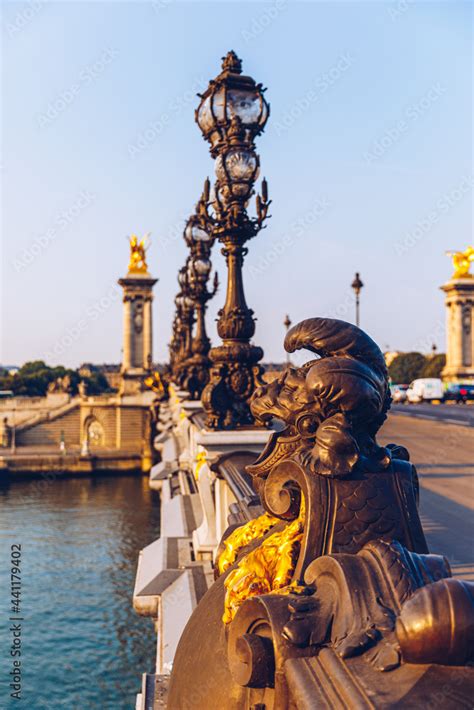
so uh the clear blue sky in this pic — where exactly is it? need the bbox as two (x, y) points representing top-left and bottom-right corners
(1, 0), (472, 367)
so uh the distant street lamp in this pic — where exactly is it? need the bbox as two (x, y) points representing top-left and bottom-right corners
(284, 315), (292, 363)
(182, 193), (219, 399)
(195, 51), (271, 429)
(170, 267), (195, 386)
(431, 343), (437, 357)
(351, 272), (364, 327)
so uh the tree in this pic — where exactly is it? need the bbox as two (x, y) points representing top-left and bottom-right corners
(0, 361), (114, 397)
(388, 352), (426, 384)
(420, 353), (446, 379)
(18, 360), (48, 375)
(84, 372), (110, 395)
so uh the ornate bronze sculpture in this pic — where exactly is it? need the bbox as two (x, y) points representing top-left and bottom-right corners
(195, 51), (271, 428)
(168, 317), (474, 708)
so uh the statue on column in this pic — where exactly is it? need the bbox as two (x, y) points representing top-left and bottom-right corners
(446, 245), (474, 279)
(128, 234), (150, 274)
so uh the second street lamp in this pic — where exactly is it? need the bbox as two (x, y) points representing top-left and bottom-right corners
(181, 197), (219, 400)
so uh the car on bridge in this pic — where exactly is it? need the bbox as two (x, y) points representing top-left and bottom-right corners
(390, 384), (409, 403)
(443, 383), (474, 404)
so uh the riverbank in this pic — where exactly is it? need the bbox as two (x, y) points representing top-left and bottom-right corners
(0, 447), (144, 477)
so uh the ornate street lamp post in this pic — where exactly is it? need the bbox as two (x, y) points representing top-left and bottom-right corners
(171, 268), (195, 387)
(181, 196), (219, 399)
(195, 51), (271, 429)
(351, 272), (364, 327)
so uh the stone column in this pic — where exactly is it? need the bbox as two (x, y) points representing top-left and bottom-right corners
(440, 278), (474, 383)
(122, 297), (132, 370)
(118, 274), (157, 394)
(143, 298), (152, 369)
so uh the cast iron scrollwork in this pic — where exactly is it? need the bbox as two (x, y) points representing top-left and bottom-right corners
(195, 52), (272, 429)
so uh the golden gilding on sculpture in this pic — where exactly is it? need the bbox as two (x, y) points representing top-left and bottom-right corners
(446, 245), (474, 279)
(144, 371), (165, 396)
(194, 450), (207, 481)
(221, 500), (305, 624)
(128, 233), (150, 273)
(217, 511), (279, 576)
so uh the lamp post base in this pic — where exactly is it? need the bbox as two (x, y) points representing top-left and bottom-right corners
(201, 342), (264, 429)
(180, 353), (212, 401)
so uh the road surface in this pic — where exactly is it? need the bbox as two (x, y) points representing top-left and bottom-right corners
(381, 413), (473, 581)
(391, 402), (474, 426)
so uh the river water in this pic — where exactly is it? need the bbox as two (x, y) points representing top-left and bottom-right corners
(0, 474), (160, 709)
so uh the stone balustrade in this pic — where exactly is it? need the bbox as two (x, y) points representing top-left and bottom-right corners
(133, 386), (272, 709)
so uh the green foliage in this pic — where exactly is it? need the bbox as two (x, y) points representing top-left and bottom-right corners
(84, 372), (111, 395)
(0, 363), (110, 397)
(18, 360), (48, 375)
(420, 353), (446, 379)
(388, 352), (426, 384)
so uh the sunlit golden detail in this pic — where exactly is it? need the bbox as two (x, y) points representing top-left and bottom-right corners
(446, 245), (474, 279)
(194, 450), (207, 481)
(128, 234), (150, 273)
(144, 371), (165, 396)
(220, 500), (305, 624)
(168, 384), (179, 406)
(217, 512), (279, 576)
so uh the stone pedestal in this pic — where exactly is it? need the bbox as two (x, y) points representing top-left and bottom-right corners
(118, 272), (158, 394)
(441, 278), (474, 383)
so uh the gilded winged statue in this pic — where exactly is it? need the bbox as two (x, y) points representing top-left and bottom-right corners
(128, 233), (150, 273)
(446, 245), (474, 279)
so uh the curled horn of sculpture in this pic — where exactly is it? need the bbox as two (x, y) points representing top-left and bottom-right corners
(168, 317), (474, 709)
(251, 317), (392, 480)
